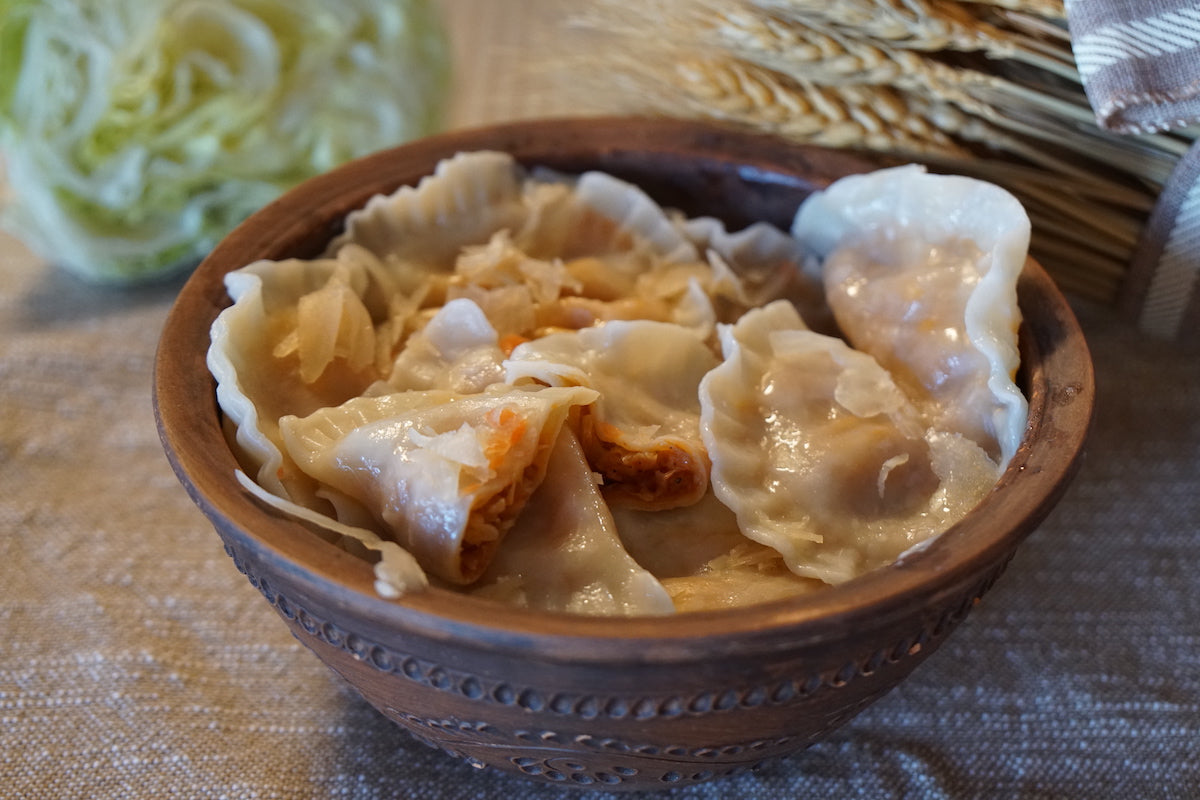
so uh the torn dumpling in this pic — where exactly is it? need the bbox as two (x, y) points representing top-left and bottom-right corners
(505, 319), (719, 510)
(278, 385), (598, 584)
(208, 245), (404, 504)
(472, 428), (675, 616)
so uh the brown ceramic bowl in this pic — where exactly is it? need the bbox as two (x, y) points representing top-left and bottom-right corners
(154, 117), (1094, 791)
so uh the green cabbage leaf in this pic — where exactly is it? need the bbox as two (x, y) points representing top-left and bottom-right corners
(0, 0), (449, 283)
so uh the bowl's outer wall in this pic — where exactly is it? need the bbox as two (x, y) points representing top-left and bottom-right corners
(154, 117), (1096, 790)
(220, 525), (1006, 789)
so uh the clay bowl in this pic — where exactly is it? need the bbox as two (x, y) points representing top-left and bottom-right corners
(154, 116), (1094, 790)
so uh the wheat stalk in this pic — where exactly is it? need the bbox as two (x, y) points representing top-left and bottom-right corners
(712, 5), (1189, 163)
(667, 56), (974, 157)
(603, 1), (1183, 189)
(559, 0), (1191, 307)
(958, 0), (1067, 19)
(658, 59), (1145, 302)
(693, 13), (1183, 187)
(663, 49), (1155, 212)
(751, 0), (1078, 78)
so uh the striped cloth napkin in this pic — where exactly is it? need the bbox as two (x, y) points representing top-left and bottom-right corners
(1067, 0), (1200, 339)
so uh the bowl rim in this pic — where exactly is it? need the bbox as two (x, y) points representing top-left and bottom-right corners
(154, 115), (1095, 661)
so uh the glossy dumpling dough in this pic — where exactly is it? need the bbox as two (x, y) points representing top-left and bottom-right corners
(278, 385), (598, 584)
(326, 150), (531, 271)
(210, 152), (704, 504)
(699, 300), (999, 584)
(677, 215), (834, 334)
(660, 543), (826, 612)
(518, 167), (699, 264)
(792, 164), (1029, 466)
(329, 151), (699, 284)
(472, 428), (675, 616)
(611, 489), (823, 612)
(209, 246), (401, 503)
(505, 319), (720, 509)
(376, 297), (506, 394)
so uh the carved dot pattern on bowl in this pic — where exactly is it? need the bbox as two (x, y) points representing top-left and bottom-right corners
(224, 542), (1010, 725)
(383, 706), (783, 786)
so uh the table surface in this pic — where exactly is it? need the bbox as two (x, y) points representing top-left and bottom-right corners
(4, 2), (1199, 798)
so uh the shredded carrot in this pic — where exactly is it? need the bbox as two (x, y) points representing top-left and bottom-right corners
(579, 412), (705, 508)
(483, 407), (527, 469)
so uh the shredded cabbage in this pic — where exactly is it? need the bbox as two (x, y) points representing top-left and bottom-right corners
(0, 0), (449, 283)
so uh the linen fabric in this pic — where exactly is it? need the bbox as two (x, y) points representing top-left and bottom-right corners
(4, 1), (1200, 797)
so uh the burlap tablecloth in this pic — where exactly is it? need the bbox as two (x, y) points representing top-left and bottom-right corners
(4, 1), (1199, 797)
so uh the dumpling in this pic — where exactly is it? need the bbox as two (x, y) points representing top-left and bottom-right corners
(209, 245), (402, 502)
(609, 489), (748, 579)
(278, 385), (598, 584)
(505, 320), (720, 509)
(677, 215), (834, 333)
(518, 167), (700, 265)
(612, 491), (820, 611)
(792, 165), (1029, 466)
(377, 297), (506, 394)
(500, 170), (720, 337)
(329, 152), (700, 284)
(699, 300), (999, 585)
(471, 428), (675, 616)
(325, 151), (531, 270)
(660, 543), (825, 613)
(444, 228), (713, 339)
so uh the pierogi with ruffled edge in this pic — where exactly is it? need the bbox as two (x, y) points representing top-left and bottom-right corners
(208, 152), (1029, 615)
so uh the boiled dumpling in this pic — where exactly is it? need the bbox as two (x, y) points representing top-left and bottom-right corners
(609, 489), (747, 579)
(792, 165), (1029, 466)
(660, 543), (825, 612)
(518, 166), (699, 264)
(678, 215), (833, 333)
(610, 489), (821, 611)
(329, 151), (700, 286)
(325, 150), (530, 271)
(211, 152), (1032, 612)
(699, 300), (999, 584)
(476, 170), (719, 337)
(278, 385), (598, 584)
(505, 320), (720, 509)
(209, 245), (403, 503)
(471, 428), (675, 615)
(377, 297), (506, 394)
